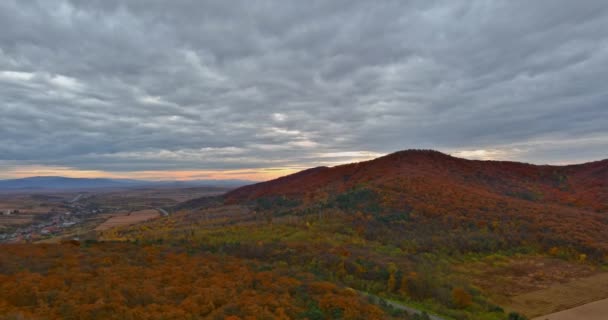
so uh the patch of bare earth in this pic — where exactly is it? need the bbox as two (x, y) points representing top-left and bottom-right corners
(513, 273), (608, 318)
(455, 255), (596, 295)
(95, 209), (160, 231)
(0, 215), (35, 225)
(453, 255), (608, 318)
(531, 298), (608, 320)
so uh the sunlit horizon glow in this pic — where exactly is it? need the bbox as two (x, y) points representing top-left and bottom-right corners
(1, 145), (606, 182)
(0, 165), (303, 182)
(0, 151), (390, 181)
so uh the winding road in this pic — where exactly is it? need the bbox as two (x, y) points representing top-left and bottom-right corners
(359, 291), (446, 320)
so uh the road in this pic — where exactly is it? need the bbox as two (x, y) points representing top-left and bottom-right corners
(359, 291), (446, 320)
(155, 208), (169, 217)
(69, 193), (83, 203)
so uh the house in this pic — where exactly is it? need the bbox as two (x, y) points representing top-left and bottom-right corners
(2, 209), (13, 216)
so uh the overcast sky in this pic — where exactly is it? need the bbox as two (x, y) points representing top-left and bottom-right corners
(1, 1), (607, 180)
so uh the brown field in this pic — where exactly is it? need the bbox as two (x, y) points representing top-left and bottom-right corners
(452, 254), (608, 317)
(86, 187), (229, 210)
(510, 272), (608, 318)
(95, 209), (160, 231)
(0, 215), (35, 225)
(122, 187), (229, 202)
(532, 298), (608, 320)
(453, 255), (598, 298)
(173, 205), (251, 224)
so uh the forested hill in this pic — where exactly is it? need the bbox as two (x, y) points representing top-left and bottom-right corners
(225, 149), (608, 256)
(227, 149), (607, 211)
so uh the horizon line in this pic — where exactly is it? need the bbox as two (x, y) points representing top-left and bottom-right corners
(1, 149), (606, 181)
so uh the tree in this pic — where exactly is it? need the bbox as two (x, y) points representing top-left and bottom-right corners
(387, 263), (398, 292)
(412, 312), (431, 320)
(451, 287), (472, 309)
(508, 312), (528, 320)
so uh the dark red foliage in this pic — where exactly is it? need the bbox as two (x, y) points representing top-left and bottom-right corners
(226, 150), (608, 253)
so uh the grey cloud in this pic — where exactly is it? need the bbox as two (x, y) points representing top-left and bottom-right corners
(0, 0), (607, 175)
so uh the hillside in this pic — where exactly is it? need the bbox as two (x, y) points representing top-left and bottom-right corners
(226, 150), (608, 255)
(3, 150), (607, 320)
(227, 150), (607, 210)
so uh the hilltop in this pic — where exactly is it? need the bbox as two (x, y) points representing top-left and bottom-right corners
(227, 149), (607, 210)
(226, 149), (608, 255)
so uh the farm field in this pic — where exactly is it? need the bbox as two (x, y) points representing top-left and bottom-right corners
(0, 215), (35, 226)
(454, 253), (608, 318)
(0, 193), (71, 217)
(0, 186), (234, 243)
(532, 298), (608, 320)
(79, 187), (230, 211)
(94, 209), (161, 231)
(510, 272), (608, 318)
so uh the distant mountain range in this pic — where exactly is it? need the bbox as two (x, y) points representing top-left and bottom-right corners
(0, 176), (254, 190)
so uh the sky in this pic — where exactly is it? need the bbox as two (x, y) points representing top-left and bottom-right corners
(1, 1), (607, 181)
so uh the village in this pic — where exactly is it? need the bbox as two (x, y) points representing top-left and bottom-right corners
(0, 197), (110, 243)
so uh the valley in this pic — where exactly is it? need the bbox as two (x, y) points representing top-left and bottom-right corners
(0, 186), (229, 243)
(3, 2), (606, 319)
(1, 150), (607, 319)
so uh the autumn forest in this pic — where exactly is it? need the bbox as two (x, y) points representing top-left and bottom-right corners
(1, 150), (607, 320)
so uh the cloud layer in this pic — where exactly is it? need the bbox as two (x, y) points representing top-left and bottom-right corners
(1, 1), (607, 179)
